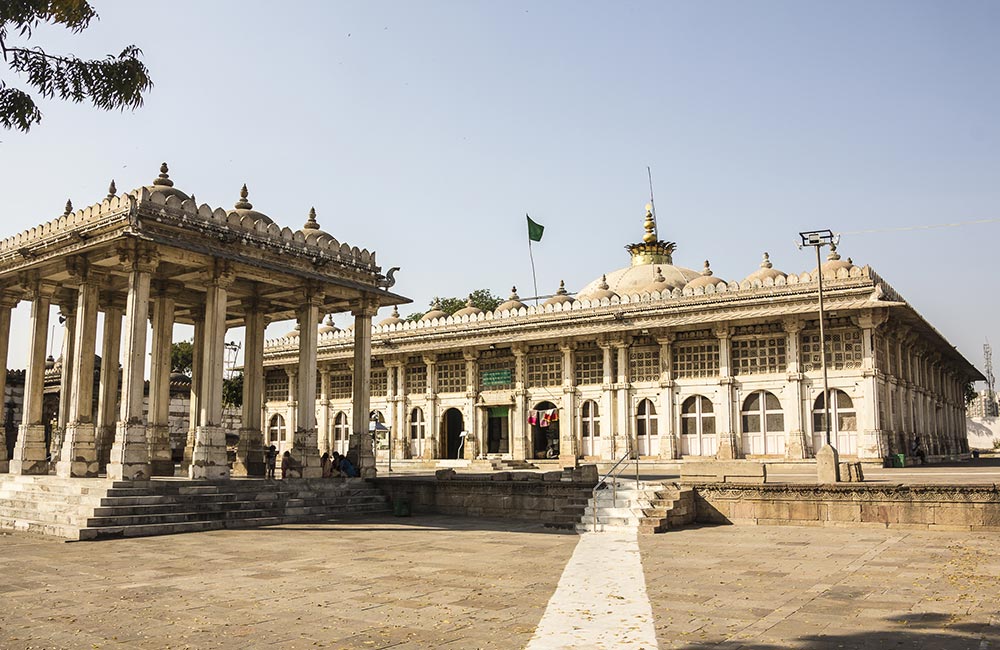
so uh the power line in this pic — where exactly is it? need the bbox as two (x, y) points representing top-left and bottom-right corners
(838, 217), (1000, 236)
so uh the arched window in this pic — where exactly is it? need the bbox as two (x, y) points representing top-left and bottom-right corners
(268, 414), (285, 444)
(332, 411), (350, 455)
(409, 407), (426, 458)
(741, 390), (785, 455)
(580, 400), (600, 457)
(635, 399), (657, 456)
(680, 395), (716, 456)
(812, 389), (857, 455)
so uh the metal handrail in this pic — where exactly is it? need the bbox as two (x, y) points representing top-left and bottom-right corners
(591, 452), (641, 528)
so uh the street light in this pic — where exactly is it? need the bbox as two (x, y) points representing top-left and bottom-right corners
(799, 229), (839, 482)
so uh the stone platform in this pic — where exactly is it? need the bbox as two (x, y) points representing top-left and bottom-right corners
(0, 475), (389, 540)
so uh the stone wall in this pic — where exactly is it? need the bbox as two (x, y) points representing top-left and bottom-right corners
(373, 469), (598, 526)
(694, 484), (1000, 532)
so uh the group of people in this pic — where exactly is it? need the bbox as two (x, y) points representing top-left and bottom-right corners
(262, 446), (358, 479)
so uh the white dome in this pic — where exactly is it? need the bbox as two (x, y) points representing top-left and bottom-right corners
(579, 261), (701, 297)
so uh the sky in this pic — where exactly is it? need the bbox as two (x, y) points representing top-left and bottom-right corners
(1, 0), (998, 379)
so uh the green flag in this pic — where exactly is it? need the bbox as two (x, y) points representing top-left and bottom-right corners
(526, 214), (544, 242)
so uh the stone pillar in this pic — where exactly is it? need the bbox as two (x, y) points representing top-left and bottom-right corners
(183, 305), (205, 469)
(714, 324), (738, 460)
(147, 281), (179, 476)
(96, 292), (124, 471)
(290, 290), (323, 478)
(614, 340), (632, 458)
(783, 318), (808, 459)
(57, 264), (102, 477)
(10, 278), (55, 475)
(234, 300), (268, 476)
(598, 340), (615, 458)
(424, 354), (438, 460)
(510, 346), (526, 461)
(189, 265), (233, 480)
(392, 362), (408, 459)
(317, 366), (331, 457)
(559, 341), (577, 467)
(107, 246), (157, 481)
(285, 367), (298, 443)
(463, 349), (480, 460)
(657, 333), (677, 460)
(859, 310), (888, 459)
(0, 291), (22, 473)
(348, 299), (377, 478)
(51, 291), (77, 462)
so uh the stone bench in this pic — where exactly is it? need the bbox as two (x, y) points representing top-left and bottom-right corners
(680, 461), (767, 484)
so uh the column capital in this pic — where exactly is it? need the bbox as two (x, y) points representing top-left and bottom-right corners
(0, 289), (22, 309)
(462, 348), (480, 362)
(656, 331), (677, 345)
(65, 255), (91, 282)
(713, 324), (730, 340)
(56, 288), (78, 316)
(99, 290), (127, 312)
(350, 294), (380, 318)
(782, 317), (805, 334)
(858, 308), (890, 330)
(151, 279), (186, 299)
(117, 242), (160, 274)
(558, 340), (576, 353)
(241, 295), (272, 314)
(295, 285), (325, 308)
(422, 354), (437, 367)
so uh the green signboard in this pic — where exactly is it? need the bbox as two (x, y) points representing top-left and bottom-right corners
(489, 406), (510, 418)
(481, 368), (512, 387)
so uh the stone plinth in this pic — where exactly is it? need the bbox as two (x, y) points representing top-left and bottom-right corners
(107, 422), (152, 481)
(55, 423), (99, 478)
(9, 424), (49, 475)
(189, 425), (229, 480)
(148, 424), (174, 476)
(816, 444), (841, 483)
(232, 427), (265, 477)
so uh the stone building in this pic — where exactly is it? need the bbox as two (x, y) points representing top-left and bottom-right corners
(0, 164), (406, 480)
(262, 207), (981, 465)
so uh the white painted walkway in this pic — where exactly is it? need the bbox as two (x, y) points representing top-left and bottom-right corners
(525, 529), (658, 650)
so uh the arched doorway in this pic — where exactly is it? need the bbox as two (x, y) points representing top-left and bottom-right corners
(812, 390), (857, 456)
(635, 398), (658, 456)
(741, 390), (785, 456)
(580, 400), (600, 457)
(680, 395), (716, 457)
(530, 401), (559, 459)
(442, 408), (464, 459)
(409, 407), (426, 458)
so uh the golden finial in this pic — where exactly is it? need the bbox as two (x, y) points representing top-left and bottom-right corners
(234, 184), (252, 210)
(642, 204), (657, 243)
(107, 180), (117, 200)
(153, 162), (173, 187)
(63, 199), (72, 216)
(304, 207), (319, 230)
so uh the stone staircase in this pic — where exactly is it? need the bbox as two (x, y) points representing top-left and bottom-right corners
(575, 480), (695, 534)
(489, 458), (539, 471)
(0, 475), (390, 541)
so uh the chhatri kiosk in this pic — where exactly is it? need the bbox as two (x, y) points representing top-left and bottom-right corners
(0, 164), (407, 481)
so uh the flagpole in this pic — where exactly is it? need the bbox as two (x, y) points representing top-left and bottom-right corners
(528, 238), (539, 306)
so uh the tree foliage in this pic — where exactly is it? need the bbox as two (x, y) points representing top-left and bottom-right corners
(171, 340), (194, 376)
(223, 372), (243, 409)
(404, 289), (503, 322)
(0, 0), (153, 131)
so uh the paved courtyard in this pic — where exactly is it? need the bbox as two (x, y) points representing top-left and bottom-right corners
(0, 516), (997, 649)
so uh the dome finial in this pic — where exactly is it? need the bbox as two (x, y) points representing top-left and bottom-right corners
(598, 274), (609, 290)
(107, 180), (117, 200)
(654, 266), (666, 282)
(642, 204), (657, 244)
(760, 252), (772, 269)
(827, 243), (841, 261)
(304, 207), (319, 230)
(392, 305), (399, 317)
(701, 260), (713, 276)
(234, 184), (253, 210)
(63, 199), (73, 216)
(556, 280), (568, 295)
(153, 162), (174, 188)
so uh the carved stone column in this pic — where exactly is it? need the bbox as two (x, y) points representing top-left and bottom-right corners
(147, 280), (181, 476)
(392, 361), (408, 460)
(614, 340), (632, 458)
(317, 367), (331, 457)
(234, 299), (268, 476)
(598, 339), (615, 459)
(424, 354), (438, 460)
(108, 246), (158, 481)
(714, 324), (738, 460)
(783, 318), (808, 459)
(285, 367), (298, 443)
(348, 298), (377, 478)
(656, 332), (677, 460)
(463, 349), (480, 460)
(189, 262), (233, 480)
(0, 290), (22, 473)
(859, 309), (888, 459)
(182, 304), (204, 469)
(51, 290), (77, 462)
(11, 277), (55, 475)
(57, 262), (103, 477)
(96, 292), (124, 471)
(290, 288), (323, 478)
(558, 341), (577, 467)
(510, 346), (526, 460)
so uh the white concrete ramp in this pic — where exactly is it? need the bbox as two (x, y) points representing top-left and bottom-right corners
(525, 529), (658, 649)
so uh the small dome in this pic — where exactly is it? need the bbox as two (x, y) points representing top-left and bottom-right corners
(227, 184), (275, 226)
(543, 280), (575, 306)
(684, 260), (726, 291)
(318, 315), (340, 335)
(744, 252), (786, 283)
(143, 162), (190, 202)
(453, 295), (483, 318)
(420, 298), (449, 321)
(644, 266), (674, 294)
(378, 306), (403, 327)
(299, 207), (331, 239)
(496, 286), (527, 312)
(284, 323), (300, 339)
(815, 244), (855, 276)
(579, 274), (618, 302)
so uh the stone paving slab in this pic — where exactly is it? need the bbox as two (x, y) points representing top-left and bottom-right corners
(0, 516), (998, 649)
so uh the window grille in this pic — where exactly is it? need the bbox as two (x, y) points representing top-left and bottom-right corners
(265, 370), (288, 402)
(436, 360), (466, 393)
(575, 349), (603, 385)
(371, 368), (387, 397)
(674, 340), (720, 378)
(527, 352), (562, 388)
(629, 348), (660, 382)
(329, 373), (352, 399)
(406, 364), (427, 394)
(731, 336), (786, 375)
(800, 329), (863, 371)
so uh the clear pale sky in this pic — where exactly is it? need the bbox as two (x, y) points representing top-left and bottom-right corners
(1, 1), (998, 380)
